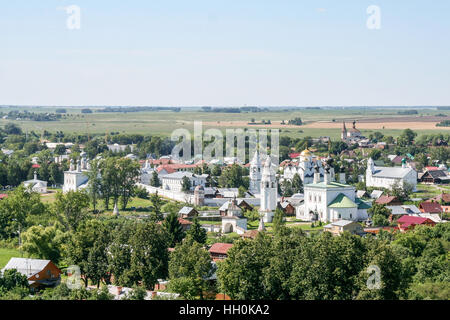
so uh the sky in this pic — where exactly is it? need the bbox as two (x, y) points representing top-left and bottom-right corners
(0, 0), (449, 107)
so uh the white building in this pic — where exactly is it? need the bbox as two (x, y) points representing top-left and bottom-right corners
(281, 149), (326, 184)
(63, 158), (89, 193)
(259, 156), (278, 223)
(366, 158), (417, 191)
(160, 171), (208, 192)
(221, 198), (248, 235)
(341, 121), (365, 143)
(297, 168), (370, 223)
(249, 151), (262, 194)
(23, 171), (48, 194)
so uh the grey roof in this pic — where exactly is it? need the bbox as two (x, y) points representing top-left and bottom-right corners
(324, 220), (355, 228)
(371, 166), (415, 179)
(179, 206), (195, 215)
(1, 258), (51, 278)
(356, 190), (368, 198)
(386, 205), (421, 215)
(370, 190), (384, 199)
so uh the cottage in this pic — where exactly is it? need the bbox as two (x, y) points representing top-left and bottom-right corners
(1, 258), (61, 289)
(375, 195), (402, 206)
(419, 202), (443, 214)
(397, 215), (436, 232)
(178, 207), (199, 218)
(277, 201), (295, 216)
(420, 170), (450, 184)
(209, 243), (233, 261)
(23, 172), (48, 194)
(386, 205), (421, 222)
(323, 220), (365, 236)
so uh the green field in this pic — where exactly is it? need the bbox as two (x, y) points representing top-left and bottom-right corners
(0, 248), (24, 269)
(1, 106), (448, 140)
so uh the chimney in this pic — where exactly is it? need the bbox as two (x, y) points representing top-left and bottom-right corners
(324, 172), (330, 184)
(313, 171), (320, 184)
(339, 172), (346, 184)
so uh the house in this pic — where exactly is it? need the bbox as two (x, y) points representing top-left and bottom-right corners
(277, 201), (295, 216)
(375, 195), (402, 206)
(323, 220), (365, 236)
(219, 200), (252, 216)
(397, 215), (436, 232)
(420, 170), (450, 184)
(370, 190), (384, 200)
(209, 243), (233, 261)
(428, 193), (450, 205)
(178, 206), (198, 218)
(178, 218), (192, 231)
(0, 194), (8, 200)
(23, 172), (48, 194)
(419, 202), (443, 214)
(357, 190), (369, 199)
(1, 258), (61, 289)
(160, 171), (208, 192)
(386, 205), (421, 221)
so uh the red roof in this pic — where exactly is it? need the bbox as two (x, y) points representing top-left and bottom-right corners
(156, 163), (200, 174)
(178, 218), (192, 225)
(289, 153), (301, 159)
(419, 202), (443, 213)
(32, 164), (41, 168)
(429, 193), (450, 203)
(397, 215), (435, 229)
(375, 195), (399, 205)
(0, 194), (8, 199)
(425, 166), (439, 171)
(209, 243), (233, 255)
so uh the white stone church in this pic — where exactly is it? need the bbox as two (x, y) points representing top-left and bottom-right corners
(297, 166), (370, 223)
(365, 158), (417, 191)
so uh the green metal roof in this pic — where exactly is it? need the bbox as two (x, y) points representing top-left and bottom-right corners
(305, 181), (351, 189)
(328, 193), (357, 208)
(355, 198), (372, 209)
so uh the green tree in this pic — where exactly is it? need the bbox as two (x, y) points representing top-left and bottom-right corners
(54, 190), (90, 231)
(291, 173), (303, 194)
(85, 158), (102, 213)
(186, 217), (207, 244)
(150, 171), (161, 187)
(128, 221), (170, 290)
(181, 176), (192, 192)
(168, 239), (213, 299)
(21, 223), (67, 264)
(163, 211), (185, 247)
(150, 192), (164, 221)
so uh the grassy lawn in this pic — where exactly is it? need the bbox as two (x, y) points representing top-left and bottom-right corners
(0, 247), (25, 269)
(412, 183), (448, 199)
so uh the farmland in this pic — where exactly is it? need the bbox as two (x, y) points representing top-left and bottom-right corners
(0, 106), (449, 140)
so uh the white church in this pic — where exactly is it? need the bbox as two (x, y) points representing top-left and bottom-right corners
(365, 158), (417, 191)
(62, 155), (90, 193)
(297, 165), (371, 223)
(280, 149), (326, 184)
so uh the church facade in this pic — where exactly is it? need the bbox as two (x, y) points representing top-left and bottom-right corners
(297, 168), (370, 223)
(366, 158), (417, 191)
(281, 149), (326, 184)
(62, 155), (90, 193)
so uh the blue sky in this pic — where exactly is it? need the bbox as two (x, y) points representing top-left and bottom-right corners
(1, 0), (449, 106)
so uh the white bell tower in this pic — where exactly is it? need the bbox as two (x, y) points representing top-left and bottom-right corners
(249, 150), (262, 194)
(260, 156), (277, 223)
